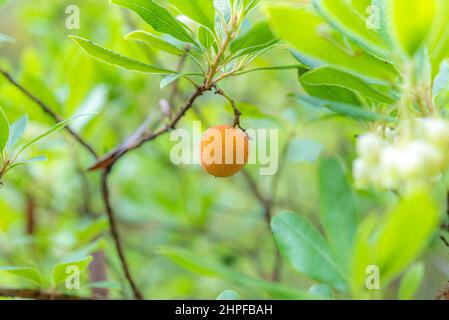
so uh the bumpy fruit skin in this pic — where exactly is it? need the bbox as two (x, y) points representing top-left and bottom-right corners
(200, 125), (249, 177)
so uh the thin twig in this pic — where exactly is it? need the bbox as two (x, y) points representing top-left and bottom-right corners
(440, 235), (449, 248)
(241, 169), (282, 281)
(89, 85), (208, 171)
(241, 170), (272, 223)
(214, 86), (244, 130)
(100, 168), (144, 300)
(0, 68), (98, 159)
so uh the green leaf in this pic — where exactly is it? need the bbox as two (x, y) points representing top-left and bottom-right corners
(111, 0), (196, 44)
(198, 26), (216, 51)
(235, 64), (305, 76)
(65, 239), (105, 262)
(271, 212), (348, 291)
(52, 255), (93, 287)
(0, 107), (10, 153)
(160, 74), (183, 89)
(350, 214), (378, 295)
(313, 0), (389, 59)
(308, 284), (335, 299)
(230, 21), (278, 56)
(414, 47), (432, 88)
(266, 5), (398, 82)
(76, 216), (109, 244)
(351, 191), (439, 293)
(391, 0), (437, 55)
(398, 262), (425, 300)
(216, 290), (240, 300)
(13, 115), (89, 161)
(159, 246), (316, 299)
(70, 85), (108, 132)
(243, 0), (263, 13)
(9, 155), (48, 170)
(70, 36), (175, 74)
(297, 95), (394, 122)
(125, 31), (184, 56)
(376, 191), (438, 284)
(319, 158), (358, 271)
(300, 67), (396, 103)
(168, 0), (215, 31)
(428, 0), (449, 74)
(0, 266), (43, 286)
(287, 138), (324, 164)
(6, 115), (28, 152)
(21, 73), (64, 115)
(214, 0), (231, 20)
(433, 60), (449, 98)
(88, 281), (121, 290)
(302, 83), (361, 106)
(371, 0), (397, 49)
(295, 65), (361, 105)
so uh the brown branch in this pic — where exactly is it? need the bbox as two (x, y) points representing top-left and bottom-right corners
(25, 194), (36, 235)
(239, 139), (292, 281)
(440, 236), (449, 248)
(0, 287), (94, 300)
(436, 281), (449, 300)
(0, 22), (242, 299)
(241, 170), (272, 224)
(440, 194), (449, 247)
(100, 168), (143, 300)
(240, 169), (283, 281)
(0, 68), (98, 159)
(214, 86), (243, 130)
(89, 85), (208, 171)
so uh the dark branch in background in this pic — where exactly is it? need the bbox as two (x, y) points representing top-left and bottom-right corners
(0, 68), (98, 159)
(0, 67), (143, 300)
(241, 170), (281, 281)
(0, 287), (94, 300)
(25, 193), (36, 235)
(240, 140), (291, 281)
(101, 169), (143, 300)
(70, 147), (109, 299)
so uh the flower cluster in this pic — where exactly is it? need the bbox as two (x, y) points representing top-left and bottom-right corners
(353, 118), (449, 190)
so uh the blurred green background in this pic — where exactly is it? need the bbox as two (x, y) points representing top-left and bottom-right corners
(0, 0), (447, 299)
